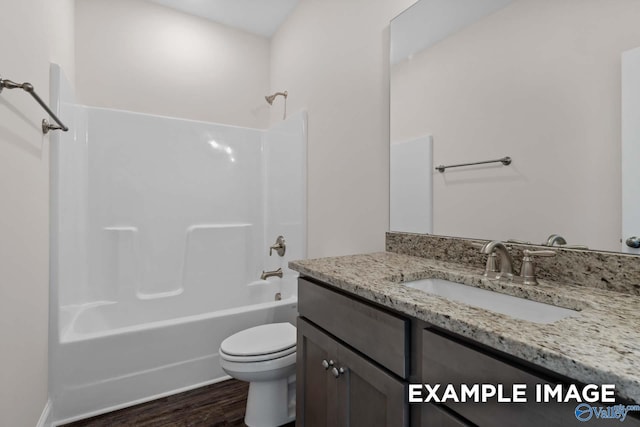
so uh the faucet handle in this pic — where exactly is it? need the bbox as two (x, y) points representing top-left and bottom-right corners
(506, 238), (532, 245)
(519, 249), (556, 285)
(483, 252), (500, 278)
(560, 244), (589, 250)
(269, 235), (286, 257)
(523, 249), (556, 257)
(472, 242), (500, 277)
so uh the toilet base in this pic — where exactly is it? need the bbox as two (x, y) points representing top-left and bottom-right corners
(245, 374), (296, 427)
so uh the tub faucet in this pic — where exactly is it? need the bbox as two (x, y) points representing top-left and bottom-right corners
(479, 241), (515, 279)
(261, 268), (283, 280)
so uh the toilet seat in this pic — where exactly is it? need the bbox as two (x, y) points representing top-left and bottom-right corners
(219, 322), (296, 363)
(220, 351), (297, 377)
(220, 345), (295, 363)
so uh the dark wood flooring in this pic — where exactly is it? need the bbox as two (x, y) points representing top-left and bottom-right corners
(61, 379), (295, 427)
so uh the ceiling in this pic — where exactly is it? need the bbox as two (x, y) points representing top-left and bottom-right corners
(147, 0), (299, 38)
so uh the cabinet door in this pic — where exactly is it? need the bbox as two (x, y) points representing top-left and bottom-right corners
(297, 318), (339, 427)
(337, 342), (408, 427)
(422, 329), (640, 427)
(421, 403), (473, 427)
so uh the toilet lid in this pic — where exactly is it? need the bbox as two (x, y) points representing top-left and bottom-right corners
(220, 322), (296, 357)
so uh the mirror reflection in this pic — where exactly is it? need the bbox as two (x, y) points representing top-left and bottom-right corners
(390, 0), (640, 253)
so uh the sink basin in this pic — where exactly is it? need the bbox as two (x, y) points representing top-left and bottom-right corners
(402, 278), (579, 324)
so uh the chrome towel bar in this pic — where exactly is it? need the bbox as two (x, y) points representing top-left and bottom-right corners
(0, 76), (69, 134)
(435, 156), (512, 173)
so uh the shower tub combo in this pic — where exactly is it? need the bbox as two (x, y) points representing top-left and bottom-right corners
(48, 65), (306, 425)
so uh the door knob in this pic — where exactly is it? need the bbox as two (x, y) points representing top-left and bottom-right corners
(626, 236), (640, 248)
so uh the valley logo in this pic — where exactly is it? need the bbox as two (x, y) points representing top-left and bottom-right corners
(574, 403), (640, 422)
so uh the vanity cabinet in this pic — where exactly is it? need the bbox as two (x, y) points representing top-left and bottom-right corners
(420, 329), (640, 427)
(297, 277), (639, 427)
(297, 278), (409, 427)
(297, 319), (408, 427)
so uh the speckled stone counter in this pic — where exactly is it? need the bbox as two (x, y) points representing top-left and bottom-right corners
(289, 252), (640, 403)
(387, 232), (640, 295)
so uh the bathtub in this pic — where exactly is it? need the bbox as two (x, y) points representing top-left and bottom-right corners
(50, 280), (298, 425)
(48, 66), (307, 426)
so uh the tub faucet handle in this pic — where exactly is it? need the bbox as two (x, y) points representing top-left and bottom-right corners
(269, 235), (286, 257)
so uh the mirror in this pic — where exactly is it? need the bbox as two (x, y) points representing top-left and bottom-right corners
(390, 0), (640, 253)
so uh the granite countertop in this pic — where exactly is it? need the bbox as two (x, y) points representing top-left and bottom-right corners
(289, 252), (640, 404)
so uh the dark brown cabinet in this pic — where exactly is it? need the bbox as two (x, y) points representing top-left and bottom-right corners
(297, 318), (408, 427)
(420, 329), (640, 427)
(297, 278), (409, 378)
(296, 277), (409, 427)
(296, 318), (335, 427)
(297, 277), (640, 427)
(421, 404), (472, 427)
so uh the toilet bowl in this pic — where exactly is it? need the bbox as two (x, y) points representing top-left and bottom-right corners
(219, 322), (296, 427)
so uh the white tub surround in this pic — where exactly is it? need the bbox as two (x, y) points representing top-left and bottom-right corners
(48, 64), (307, 425)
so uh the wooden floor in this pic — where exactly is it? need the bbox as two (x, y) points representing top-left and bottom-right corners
(61, 379), (295, 427)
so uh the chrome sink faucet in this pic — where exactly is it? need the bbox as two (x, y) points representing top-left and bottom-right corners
(479, 240), (557, 285)
(544, 234), (588, 249)
(479, 241), (515, 280)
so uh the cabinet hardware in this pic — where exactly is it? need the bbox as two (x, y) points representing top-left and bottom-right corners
(322, 359), (334, 370)
(331, 366), (345, 378)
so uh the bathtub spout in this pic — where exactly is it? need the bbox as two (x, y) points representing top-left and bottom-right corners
(261, 268), (283, 280)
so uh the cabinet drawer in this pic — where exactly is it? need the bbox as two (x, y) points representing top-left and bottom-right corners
(422, 329), (640, 427)
(298, 278), (409, 378)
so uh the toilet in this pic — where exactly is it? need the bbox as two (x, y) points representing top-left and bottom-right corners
(219, 322), (297, 427)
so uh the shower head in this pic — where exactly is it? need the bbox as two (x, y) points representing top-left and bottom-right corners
(265, 91), (288, 105)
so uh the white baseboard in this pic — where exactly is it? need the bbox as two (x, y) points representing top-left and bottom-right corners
(36, 399), (52, 427)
